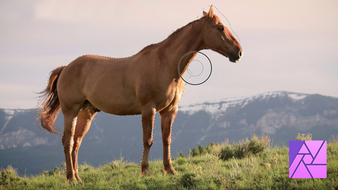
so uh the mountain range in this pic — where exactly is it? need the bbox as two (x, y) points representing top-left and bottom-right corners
(1, 91), (337, 175)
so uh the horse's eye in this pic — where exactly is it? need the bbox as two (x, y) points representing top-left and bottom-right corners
(218, 26), (224, 31)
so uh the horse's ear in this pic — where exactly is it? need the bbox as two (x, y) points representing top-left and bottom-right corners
(203, 11), (208, 17)
(208, 5), (214, 18)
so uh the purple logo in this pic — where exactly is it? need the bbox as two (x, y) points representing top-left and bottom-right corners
(289, 140), (327, 178)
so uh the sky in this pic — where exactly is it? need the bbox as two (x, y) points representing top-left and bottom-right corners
(0, 0), (337, 109)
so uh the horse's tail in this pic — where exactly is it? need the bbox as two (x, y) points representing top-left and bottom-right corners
(37, 66), (66, 135)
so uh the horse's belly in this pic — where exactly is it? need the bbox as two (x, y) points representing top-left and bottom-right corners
(104, 98), (142, 115)
(103, 103), (141, 115)
(87, 91), (141, 115)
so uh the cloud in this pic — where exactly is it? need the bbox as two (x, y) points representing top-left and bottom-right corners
(1, 0), (338, 109)
(32, 0), (204, 29)
(34, 0), (117, 23)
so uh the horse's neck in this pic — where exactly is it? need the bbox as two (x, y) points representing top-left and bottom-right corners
(159, 22), (205, 78)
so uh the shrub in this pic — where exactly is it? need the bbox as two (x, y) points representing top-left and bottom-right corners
(0, 166), (21, 186)
(198, 144), (204, 155)
(78, 164), (94, 173)
(204, 143), (216, 154)
(48, 167), (62, 176)
(190, 142), (217, 157)
(296, 133), (312, 141)
(248, 135), (269, 154)
(179, 151), (185, 158)
(102, 157), (127, 172)
(180, 173), (197, 188)
(219, 144), (236, 160)
(177, 157), (187, 165)
(219, 135), (270, 161)
(192, 147), (200, 157)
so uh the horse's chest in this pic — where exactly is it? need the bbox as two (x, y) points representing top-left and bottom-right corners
(164, 86), (177, 101)
(158, 83), (182, 107)
(137, 78), (182, 111)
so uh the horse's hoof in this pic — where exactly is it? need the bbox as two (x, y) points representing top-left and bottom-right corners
(168, 169), (176, 175)
(141, 164), (152, 176)
(66, 176), (78, 183)
(75, 176), (83, 183)
(163, 166), (176, 175)
(141, 169), (152, 176)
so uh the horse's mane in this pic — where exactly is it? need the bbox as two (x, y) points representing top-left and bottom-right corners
(139, 16), (205, 54)
(168, 18), (202, 39)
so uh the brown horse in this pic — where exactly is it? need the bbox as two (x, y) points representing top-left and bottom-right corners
(37, 5), (242, 182)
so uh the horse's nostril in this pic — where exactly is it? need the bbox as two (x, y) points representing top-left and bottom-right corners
(238, 51), (242, 57)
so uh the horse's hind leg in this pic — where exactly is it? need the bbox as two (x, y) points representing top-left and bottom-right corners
(61, 104), (82, 182)
(72, 106), (97, 182)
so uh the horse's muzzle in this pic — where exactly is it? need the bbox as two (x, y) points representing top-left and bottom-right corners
(229, 50), (242, 63)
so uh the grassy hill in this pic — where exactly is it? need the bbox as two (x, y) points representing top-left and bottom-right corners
(1, 134), (337, 190)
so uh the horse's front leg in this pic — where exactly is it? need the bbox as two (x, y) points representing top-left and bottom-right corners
(160, 105), (178, 175)
(140, 107), (156, 175)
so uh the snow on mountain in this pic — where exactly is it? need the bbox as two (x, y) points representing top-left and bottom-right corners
(1, 109), (30, 134)
(1, 109), (16, 134)
(288, 93), (307, 101)
(179, 91), (308, 115)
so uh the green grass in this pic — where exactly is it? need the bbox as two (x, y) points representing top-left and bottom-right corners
(1, 135), (337, 190)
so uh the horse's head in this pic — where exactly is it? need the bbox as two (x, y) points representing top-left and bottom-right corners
(201, 6), (242, 63)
